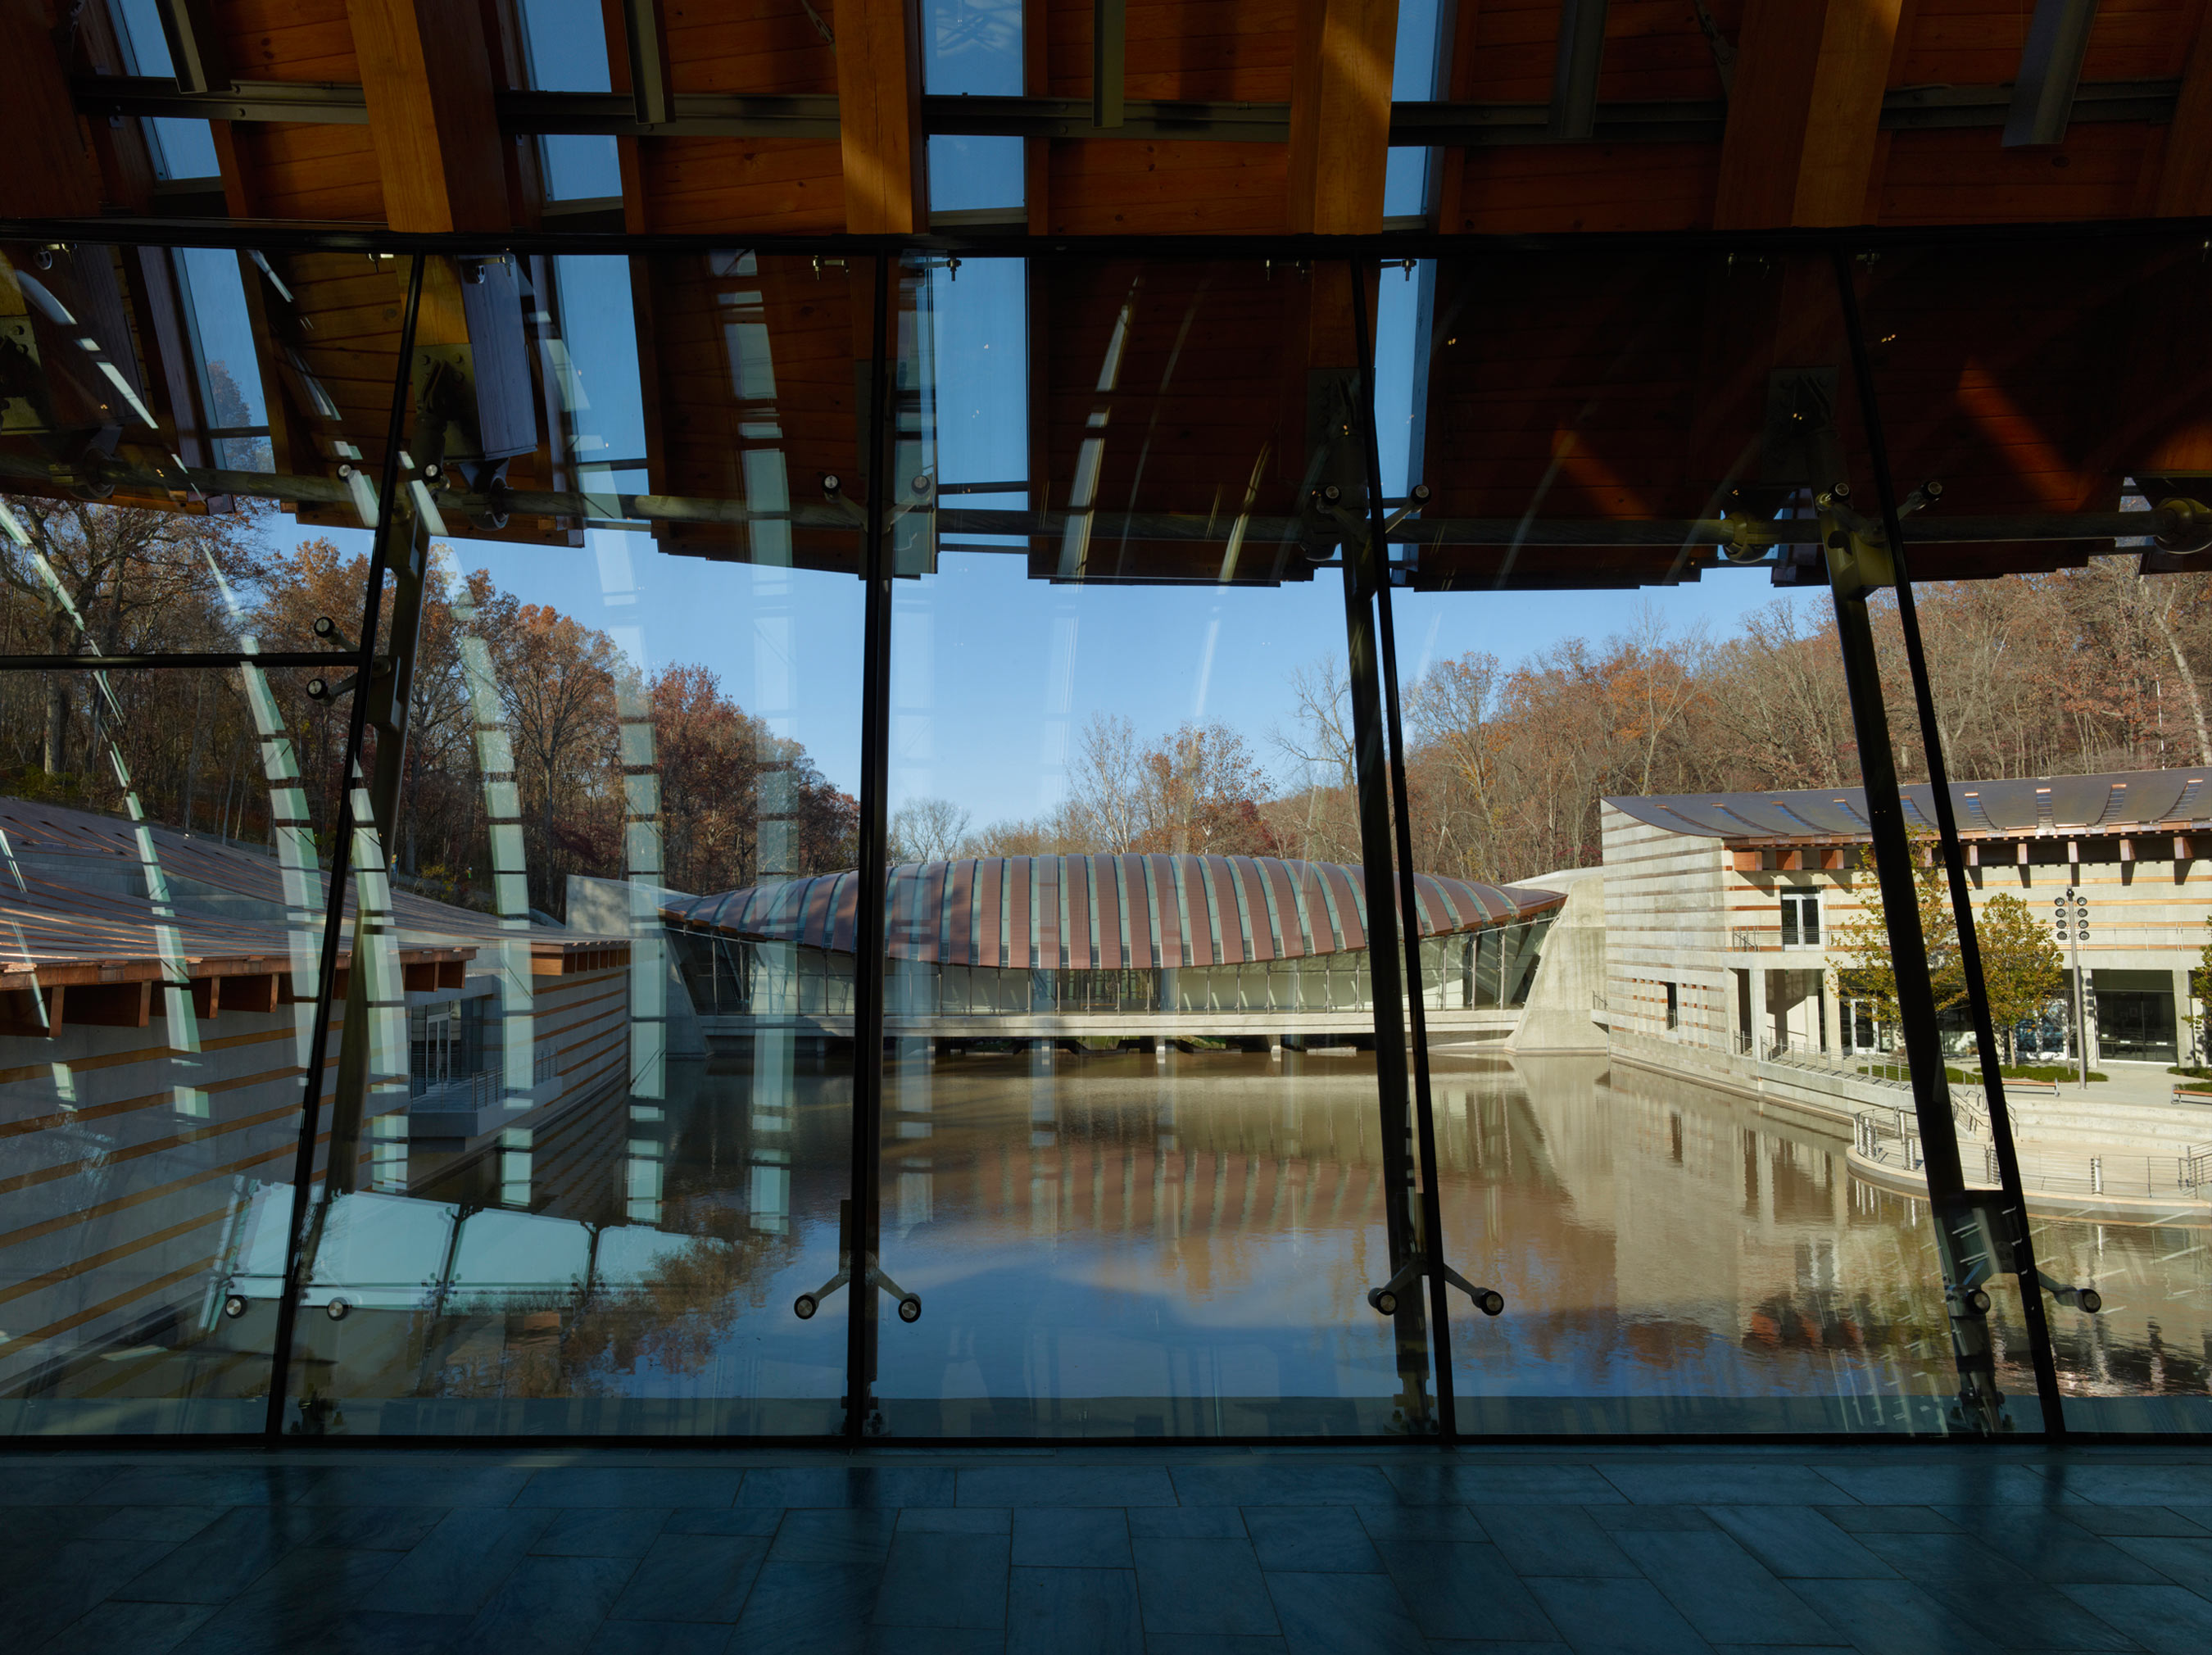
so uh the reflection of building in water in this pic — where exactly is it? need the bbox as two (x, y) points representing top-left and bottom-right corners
(0, 798), (630, 1412)
(1601, 769), (2212, 1066)
(664, 854), (1562, 1045)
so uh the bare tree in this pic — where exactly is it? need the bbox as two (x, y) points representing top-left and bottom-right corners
(890, 796), (972, 864)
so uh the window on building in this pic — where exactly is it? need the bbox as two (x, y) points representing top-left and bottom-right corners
(516, 0), (623, 201)
(1780, 891), (1820, 947)
(1665, 982), (1679, 1032)
(112, 0), (221, 181)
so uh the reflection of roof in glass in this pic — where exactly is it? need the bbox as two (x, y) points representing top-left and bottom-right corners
(664, 854), (1562, 969)
(1604, 767), (2212, 843)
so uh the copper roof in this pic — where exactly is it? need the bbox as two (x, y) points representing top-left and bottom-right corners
(0, 797), (616, 990)
(1604, 768), (2212, 846)
(664, 854), (1563, 969)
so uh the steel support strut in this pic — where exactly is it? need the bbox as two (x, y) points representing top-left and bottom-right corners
(844, 254), (897, 1441)
(262, 255), (427, 1439)
(1314, 267), (1433, 1433)
(1811, 476), (2007, 1433)
(1832, 250), (2071, 1435)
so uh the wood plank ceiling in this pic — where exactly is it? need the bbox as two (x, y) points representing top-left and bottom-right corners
(8, 2), (2212, 592)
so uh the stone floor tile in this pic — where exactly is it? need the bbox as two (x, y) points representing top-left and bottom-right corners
(1812, 1507), (1959, 1535)
(1615, 1530), (1845, 1646)
(586, 1623), (732, 1655)
(1476, 1504), (1640, 1577)
(81, 1504), (228, 1543)
(738, 1467), (956, 1509)
(29, 1597), (216, 1655)
(1389, 1464), (1627, 1507)
(1130, 1507), (1247, 1539)
(279, 1503), (450, 1552)
(2104, 1534), (2212, 1589)
(460, 1553), (637, 1655)
(1704, 1507), (1901, 1580)
(1781, 1577), (2000, 1655)
(1850, 1529), (2038, 1585)
(873, 1531), (1009, 1630)
(660, 1508), (781, 1537)
(1, 1538), (180, 1648)
(2059, 1507), (2212, 1538)
(1810, 1464), (2079, 1509)
(1014, 1507), (1133, 1568)
(1355, 1502), (1491, 1541)
(1587, 1505), (1720, 1531)
(112, 1508), (295, 1604)
(959, 1466), (1178, 1508)
(1521, 1576), (1713, 1655)
(1604, 1464), (1856, 1508)
(2055, 1585), (2212, 1655)
(165, 1548), (405, 1654)
(1007, 1565), (1142, 1655)
(1264, 1570), (1426, 1655)
(92, 1467), (306, 1508)
(373, 1506), (557, 1616)
(0, 1504), (118, 1544)
(530, 1506), (673, 1558)
(896, 1507), (1009, 1534)
(2043, 1466), (2212, 1508)
(1133, 1537), (1277, 1636)
(768, 1507), (900, 1564)
(1170, 1465), (1396, 1508)
(609, 1533), (771, 1623)
(728, 1559), (879, 1654)
(1926, 1509), (2174, 1584)
(1242, 1506), (1382, 1573)
(1142, 1638), (1286, 1655)
(1915, 1577), (2141, 1652)
(0, 1465), (123, 1508)
(1422, 1645), (1570, 1655)
(1378, 1539), (1557, 1643)
(287, 1465), (532, 1510)
(514, 1468), (741, 1509)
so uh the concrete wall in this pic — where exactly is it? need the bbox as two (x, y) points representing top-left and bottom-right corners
(1504, 868), (1607, 1054)
(1600, 805), (1733, 1047)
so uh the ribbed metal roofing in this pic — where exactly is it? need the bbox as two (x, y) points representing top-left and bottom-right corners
(663, 855), (1564, 970)
(1604, 767), (2212, 843)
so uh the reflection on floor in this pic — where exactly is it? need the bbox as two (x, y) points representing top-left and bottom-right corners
(2, 1444), (2210, 1654)
(12, 1048), (2207, 1437)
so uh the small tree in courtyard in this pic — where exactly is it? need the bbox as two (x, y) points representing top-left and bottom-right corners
(1831, 837), (2060, 1063)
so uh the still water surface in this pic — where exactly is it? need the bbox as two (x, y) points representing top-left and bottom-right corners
(275, 1045), (2211, 1436)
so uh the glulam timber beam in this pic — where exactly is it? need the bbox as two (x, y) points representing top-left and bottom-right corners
(1288, 0), (1401, 234)
(2157, 10), (2212, 215)
(2003, 0), (2101, 149)
(1714, 0), (1904, 229)
(344, 0), (510, 232)
(1548, 0), (1608, 143)
(0, 0), (107, 218)
(836, 0), (926, 233)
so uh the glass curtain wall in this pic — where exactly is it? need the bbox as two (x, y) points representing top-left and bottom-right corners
(863, 250), (1445, 1437)
(1854, 232), (2212, 1435)
(2, 227), (2202, 1440)
(0, 238), (403, 1431)
(275, 251), (866, 1435)
(1374, 246), (2016, 1433)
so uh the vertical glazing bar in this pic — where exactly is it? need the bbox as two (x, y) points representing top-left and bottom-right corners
(1833, 248), (2067, 1437)
(1328, 292), (1435, 1436)
(1349, 260), (1457, 1440)
(847, 252), (895, 1444)
(263, 253), (426, 1440)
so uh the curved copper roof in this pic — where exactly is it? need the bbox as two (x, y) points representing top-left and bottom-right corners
(1603, 767), (2212, 845)
(664, 855), (1563, 971)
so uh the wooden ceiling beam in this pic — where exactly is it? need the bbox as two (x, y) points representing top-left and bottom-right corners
(1714, 0), (1904, 230)
(0, 0), (107, 218)
(2156, 9), (2212, 215)
(344, 0), (510, 232)
(836, 0), (926, 232)
(1287, 0), (1401, 234)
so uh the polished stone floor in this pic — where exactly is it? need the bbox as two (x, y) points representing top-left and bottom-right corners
(2, 1444), (2210, 1655)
